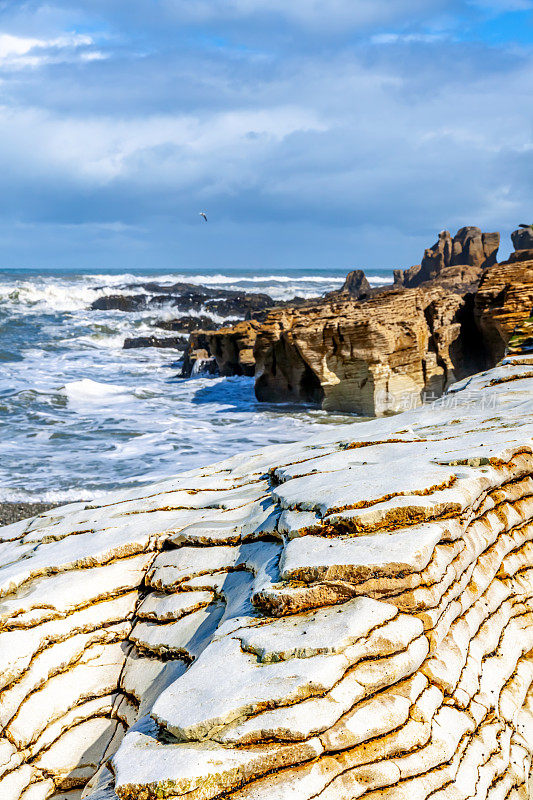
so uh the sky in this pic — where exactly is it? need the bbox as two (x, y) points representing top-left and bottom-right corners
(0, 0), (532, 270)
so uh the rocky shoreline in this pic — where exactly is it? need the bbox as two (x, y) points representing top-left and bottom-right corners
(97, 224), (533, 418)
(0, 284), (531, 798)
(180, 226), (507, 407)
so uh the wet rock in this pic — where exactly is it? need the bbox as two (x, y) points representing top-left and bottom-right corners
(182, 322), (260, 378)
(91, 294), (148, 311)
(181, 340), (219, 377)
(91, 282), (280, 319)
(123, 335), (188, 350)
(156, 316), (227, 333)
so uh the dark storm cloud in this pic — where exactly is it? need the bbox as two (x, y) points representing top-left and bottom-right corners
(0, 0), (531, 267)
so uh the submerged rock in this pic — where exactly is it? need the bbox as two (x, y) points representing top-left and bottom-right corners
(0, 352), (532, 799)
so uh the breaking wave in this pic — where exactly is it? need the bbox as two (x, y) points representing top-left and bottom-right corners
(0, 267), (390, 501)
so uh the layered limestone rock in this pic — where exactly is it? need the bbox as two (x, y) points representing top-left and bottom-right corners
(398, 227), (500, 289)
(254, 285), (484, 415)
(181, 321), (260, 378)
(177, 228), (499, 393)
(475, 255), (533, 365)
(0, 336), (532, 799)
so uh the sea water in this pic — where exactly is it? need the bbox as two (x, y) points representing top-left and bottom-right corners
(0, 267), (391, 502)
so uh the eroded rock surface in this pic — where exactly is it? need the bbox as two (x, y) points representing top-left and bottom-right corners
(0, 342), (532, 799)
(181, 321), (261, 378)
(475, 256), (533, 364)
(334, 270), (372, 299)
(254, 284), (484, 415)
(398, 227), (499, 289)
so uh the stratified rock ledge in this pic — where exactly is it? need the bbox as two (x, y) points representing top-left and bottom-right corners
(0, 352), (532, 800)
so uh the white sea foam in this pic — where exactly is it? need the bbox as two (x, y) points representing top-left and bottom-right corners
(0, 268), (384, 501)
(62, 378), (128, 398)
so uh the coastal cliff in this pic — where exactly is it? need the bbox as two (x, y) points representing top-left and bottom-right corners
(252, 251), (532, 416)
(180, 226), (511, 414)
(0, 319), (532, 799)
(253, 284), (481, 415)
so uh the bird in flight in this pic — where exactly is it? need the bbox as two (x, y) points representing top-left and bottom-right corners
(199, 212), (208, 222)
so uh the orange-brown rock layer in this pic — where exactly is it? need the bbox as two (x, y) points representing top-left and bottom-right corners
(182, 320), (261, 377)
(475, 257), (533, 365)
(254, 286), (484, 415)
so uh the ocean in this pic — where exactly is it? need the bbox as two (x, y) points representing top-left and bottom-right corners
(0, 267), (391, 503)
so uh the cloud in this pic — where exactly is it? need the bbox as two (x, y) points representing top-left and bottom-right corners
(157, 0), (450, 30)
(0, 0), (529, 268)
(370, 32), (450, 44)
(0, 31), (104, 68)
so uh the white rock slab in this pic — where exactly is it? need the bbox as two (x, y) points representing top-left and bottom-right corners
(279, 524), (442, 584)
(151, 635), (353, 741)
(0, 592), (137, 691)
(237, 596), (397, 662)
(130, 603), (225, 660)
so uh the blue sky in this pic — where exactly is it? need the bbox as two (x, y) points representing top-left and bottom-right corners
(0, 0), (532, 270)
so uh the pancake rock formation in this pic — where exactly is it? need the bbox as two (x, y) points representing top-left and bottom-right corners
(396, 226), (500, 289)
(181, 321), (260, 378)
(0, 315), (532, 800)
(254, 283), (483, 415)
(475, 255), (533, 365)
(176, 226), (505, 408)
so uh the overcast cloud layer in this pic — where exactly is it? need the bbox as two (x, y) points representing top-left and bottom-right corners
(0, 0), (531, 269)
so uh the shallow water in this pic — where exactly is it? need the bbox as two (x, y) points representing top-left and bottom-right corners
(0, 267), (391, 502)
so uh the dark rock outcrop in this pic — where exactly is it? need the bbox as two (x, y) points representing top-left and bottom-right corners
(91, 282), (281, 319)
(338, 269), (372, 298)
(400, 227), (499, 289)
(510, 224), (533, 254)
(156, 316), (225, 333)
(92, 294), (147, 312)
(123, 335), (188, 350)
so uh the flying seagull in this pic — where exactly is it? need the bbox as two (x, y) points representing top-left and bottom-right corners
(199, 212), (208, 222)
